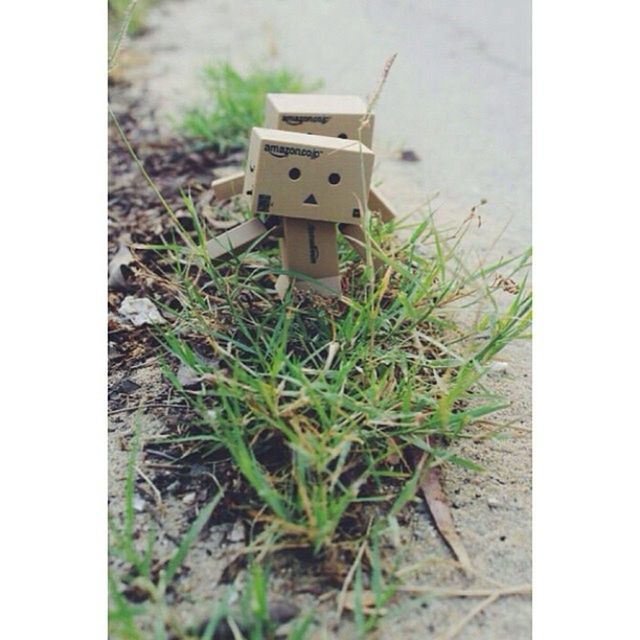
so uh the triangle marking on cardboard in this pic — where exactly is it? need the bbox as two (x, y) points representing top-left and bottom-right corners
(303, 194), (318, 205)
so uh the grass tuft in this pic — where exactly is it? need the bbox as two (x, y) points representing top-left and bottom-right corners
(181, 63), (322, 151)
(146, 199), (532, 553)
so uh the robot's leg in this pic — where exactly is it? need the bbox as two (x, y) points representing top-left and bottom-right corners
(276, 218), (341, 298)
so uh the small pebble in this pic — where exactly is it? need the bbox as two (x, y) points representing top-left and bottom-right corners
(400, 149), (421, 162)
(133, 494), (145, 513)
(227, 521), (245, 543)
(487, 496), (502, 509)
(268, 600), (300, 624)
(182, 492), (196, 505)
(488, 361), (508, 375)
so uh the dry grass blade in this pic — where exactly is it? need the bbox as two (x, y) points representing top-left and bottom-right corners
(323, 341), (340, 372)
(336, 538), (368, 620)
(136, 464), (163, 509)
(108, 0), (140, 71)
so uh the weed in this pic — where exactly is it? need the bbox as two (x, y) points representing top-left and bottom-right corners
(181, 64), (322, 151)
(144, 193), (531, 554)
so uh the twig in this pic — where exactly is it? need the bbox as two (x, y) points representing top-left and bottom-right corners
(397, 583), (531, 598)
(435, 593), (499, 640)
(108, 402), (188, 416)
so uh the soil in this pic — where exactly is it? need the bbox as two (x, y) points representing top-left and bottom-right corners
(108, 1), (532, 638)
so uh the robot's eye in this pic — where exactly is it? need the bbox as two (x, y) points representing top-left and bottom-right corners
(289, 167), (301, 180)
(338, 133), (348, 139)
(328, 173), (341, 185)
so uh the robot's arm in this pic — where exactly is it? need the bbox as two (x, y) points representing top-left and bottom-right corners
(339, 187), (397, 270)
(368, 186), (396, 223)
(206, 217), (277, 262)
(211, 171), (246, 201)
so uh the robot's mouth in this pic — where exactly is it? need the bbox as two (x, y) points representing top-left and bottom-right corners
(303, 194), (318, 205)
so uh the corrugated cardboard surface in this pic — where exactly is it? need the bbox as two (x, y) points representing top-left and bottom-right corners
(206, 218), (269, 261)
(246, 128), (373, 225)
(211, 171), (245, 200)
(265, 93), (373, 147)
(368, 186), (397, 223)
(275, 273), (342, 298)
(280, 217), (339, 279)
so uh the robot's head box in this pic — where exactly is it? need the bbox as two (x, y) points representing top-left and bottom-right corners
(244, 128), (374, 226)
(264, 93), (374, 148)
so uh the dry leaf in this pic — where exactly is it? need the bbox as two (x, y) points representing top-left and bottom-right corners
(118, 296), (166, 326)
(108, 238), (134, 289)
(419, 460), (473, 574)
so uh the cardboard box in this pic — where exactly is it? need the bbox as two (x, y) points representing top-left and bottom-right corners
(244, 128), (374, 226)
(276, 218), (341, 296)
(206, 218), (271, 261)
(265, 93), (374, 148)
(211, 171), (245, 200)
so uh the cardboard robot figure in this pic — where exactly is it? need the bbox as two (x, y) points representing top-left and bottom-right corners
(209, 93), (398, 253)
(209, 127), (374, 297)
